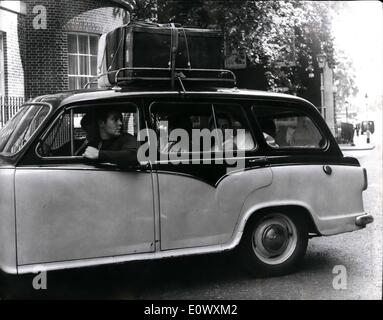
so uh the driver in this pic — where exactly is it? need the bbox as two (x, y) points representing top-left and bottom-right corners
(82, 109), (138, 166)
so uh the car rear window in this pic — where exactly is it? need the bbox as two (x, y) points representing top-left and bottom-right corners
(252, 103), (326, 149)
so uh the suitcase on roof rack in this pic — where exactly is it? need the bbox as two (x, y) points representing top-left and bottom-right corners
(97, 21), (224, 87)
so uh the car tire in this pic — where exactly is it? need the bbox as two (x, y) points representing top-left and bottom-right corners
(239, 212), (308, 277)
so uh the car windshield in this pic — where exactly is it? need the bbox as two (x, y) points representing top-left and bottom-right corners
(0, 104), (50, 156)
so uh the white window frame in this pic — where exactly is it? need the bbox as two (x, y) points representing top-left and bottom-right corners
(67, 32), (99, 90)
(0, 32), (5, 96)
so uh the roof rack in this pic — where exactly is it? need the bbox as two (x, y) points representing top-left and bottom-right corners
(84, 67), (237, 91)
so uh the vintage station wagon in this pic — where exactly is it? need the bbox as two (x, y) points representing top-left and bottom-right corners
(0, 73), (374, 277)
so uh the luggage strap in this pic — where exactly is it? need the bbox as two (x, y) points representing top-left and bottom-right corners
(170, 23), (179, 89)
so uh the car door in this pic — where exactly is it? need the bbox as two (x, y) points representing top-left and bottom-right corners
(148, 97), (273, 250)
(15, 101), (155, 265)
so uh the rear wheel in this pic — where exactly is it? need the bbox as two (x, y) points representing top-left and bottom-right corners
(239, 212), (308, 277)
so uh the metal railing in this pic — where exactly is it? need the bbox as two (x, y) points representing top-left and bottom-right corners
(84, 67), (237, 90)
(0, 95), (24, 128)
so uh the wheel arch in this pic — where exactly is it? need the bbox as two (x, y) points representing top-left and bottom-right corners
(238, 204), (320, 244)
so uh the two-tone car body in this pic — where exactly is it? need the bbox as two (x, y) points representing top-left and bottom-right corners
(0, 86), (373, 276)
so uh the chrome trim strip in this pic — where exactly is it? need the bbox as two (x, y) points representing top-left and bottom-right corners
(17, 242), (238, 274)
(70, 109), (74, 155)
(154, 156), (251, 164)
(151, 171), (161, 251)
(16, 165), (151, 172)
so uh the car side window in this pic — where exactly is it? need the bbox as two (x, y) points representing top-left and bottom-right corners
(252, 104), (325, 149)
(150, 102), (256, 156)
(213, 104), (255, 151)
(37, 105), (138, 158)
(150, 102), (214, 154)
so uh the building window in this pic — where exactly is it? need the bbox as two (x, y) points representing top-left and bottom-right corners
(0, 32), (5, 96)
(68, 33), (99, 90)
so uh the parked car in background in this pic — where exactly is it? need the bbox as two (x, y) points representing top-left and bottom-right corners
(360, 120), (375, 135)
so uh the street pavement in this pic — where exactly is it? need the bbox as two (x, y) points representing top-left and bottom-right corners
(2, 117), (382, 300)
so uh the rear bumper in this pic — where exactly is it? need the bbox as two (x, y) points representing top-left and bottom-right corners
(355, 213), (374, 227)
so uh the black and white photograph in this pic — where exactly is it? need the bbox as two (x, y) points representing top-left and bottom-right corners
(0, 0), (381, 304)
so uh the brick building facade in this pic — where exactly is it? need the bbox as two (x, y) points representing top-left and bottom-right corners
(0, 0), (130, 101)
(0, 1), (26, 98)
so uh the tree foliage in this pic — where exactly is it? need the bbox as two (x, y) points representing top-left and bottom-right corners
(333, 49), (359, 111)
(121, 0), (357, 97)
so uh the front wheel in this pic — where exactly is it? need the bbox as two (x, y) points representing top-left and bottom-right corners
(239, 212), (308, 277)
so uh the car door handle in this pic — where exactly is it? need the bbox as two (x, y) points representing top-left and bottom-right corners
(323, 165), (332, 175)
(248, 157), (269, 167)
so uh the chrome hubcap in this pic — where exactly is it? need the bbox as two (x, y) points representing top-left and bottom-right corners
(261, 224), (289, 255)
(252, 214), (298, 265)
